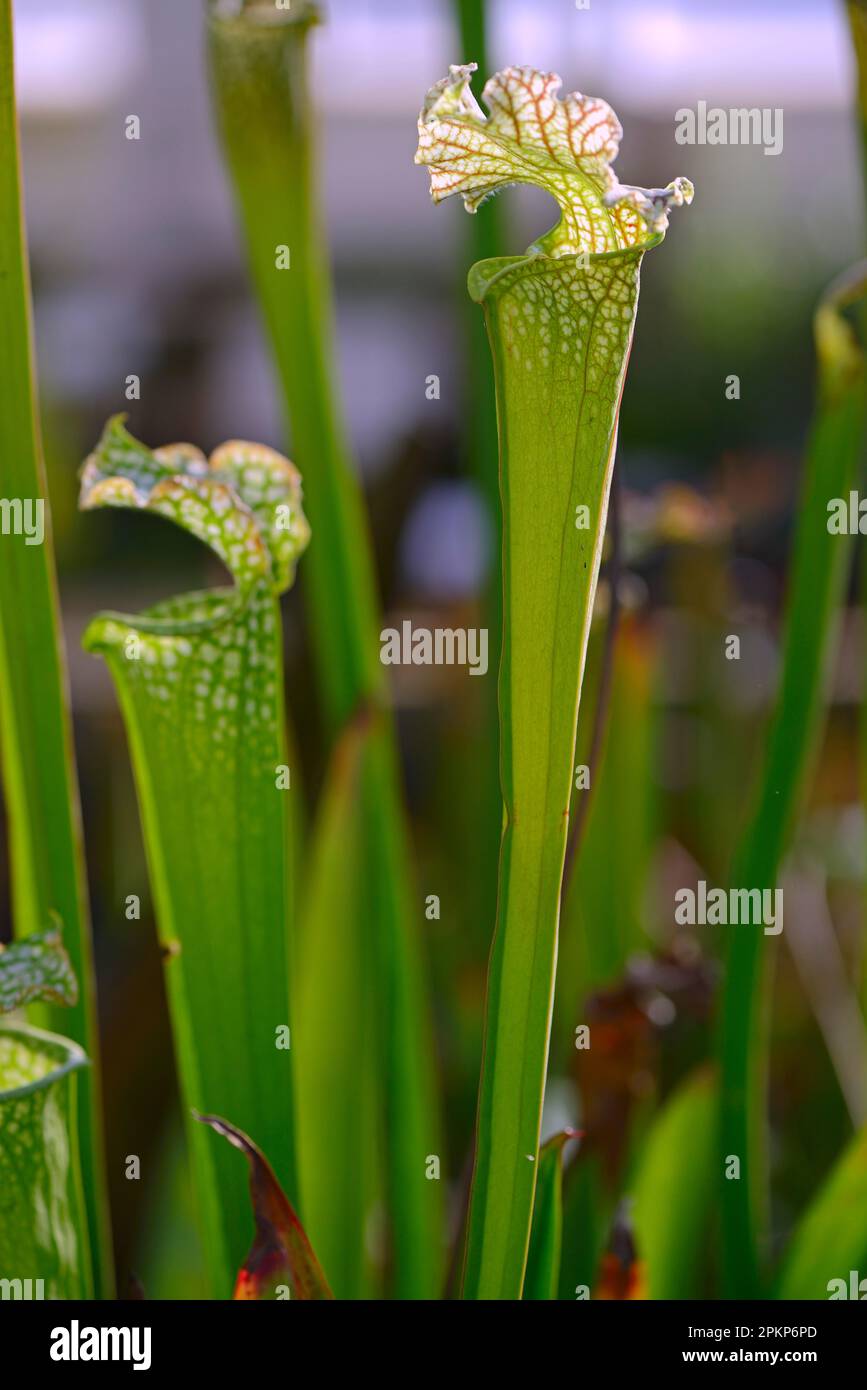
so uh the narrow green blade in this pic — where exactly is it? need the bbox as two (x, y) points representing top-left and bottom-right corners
(631, 1067), (716, 1300)
(296, 715), (383, 1299)
(206, 0), (378, 730)
(0, 0), (111, 1296)
(524, 1130), (578, 1300)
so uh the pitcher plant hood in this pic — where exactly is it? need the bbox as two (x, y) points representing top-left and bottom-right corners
(415, 63), (693, 258)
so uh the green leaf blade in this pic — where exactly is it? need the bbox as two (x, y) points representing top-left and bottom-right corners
(631, 1067), (717, 1301)
(296, 716), (383, 1299)
(0, 0), (112, 1296)
(524, 1130), (578, 1299)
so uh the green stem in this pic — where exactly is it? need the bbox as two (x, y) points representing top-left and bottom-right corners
(0, 0), (112, 1297)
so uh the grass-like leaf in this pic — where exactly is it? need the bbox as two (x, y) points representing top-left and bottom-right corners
(556, 627), (656, 1062)
(79, 416), (310, 1296)
(207, 3), (443, 1297)
(777, 1124), (867, 1299)
(417, 62), (692, 1299)
(296, 712), (383, 1298)
(0, 0), (112, 1296)
(198, 1113), (333, 1300)
(631, 1067), (716, 1300)
(524, 1129), (579, 1300)
(0, 1023), (91, 1297)
(718, 264), (867, 1297)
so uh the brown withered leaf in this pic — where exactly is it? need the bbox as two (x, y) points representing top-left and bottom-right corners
(197, 1113), (333, 1300)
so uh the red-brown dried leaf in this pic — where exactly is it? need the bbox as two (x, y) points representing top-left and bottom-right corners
(197, 1113), (333, 1300)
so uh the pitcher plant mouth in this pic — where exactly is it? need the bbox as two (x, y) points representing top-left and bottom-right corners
(78, 415), (310, 648)
(467, 234), (666, 305)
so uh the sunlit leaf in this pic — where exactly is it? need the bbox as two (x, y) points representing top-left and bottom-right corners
(0, 0), (111, 1294)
